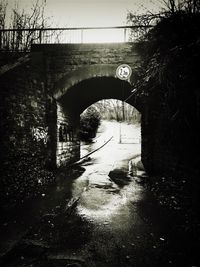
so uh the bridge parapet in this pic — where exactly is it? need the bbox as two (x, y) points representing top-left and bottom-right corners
(0, 25), (152, 52)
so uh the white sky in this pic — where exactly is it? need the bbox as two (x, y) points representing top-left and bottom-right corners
(6, 0), (164, 27)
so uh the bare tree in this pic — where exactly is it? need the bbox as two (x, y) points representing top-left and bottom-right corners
(92, 99), (140, 123)
(10, 0), (50, 51)
(0, 0), (7, 29)
(0, 0), (55, 51)
(127, 0), (200, 41)
(162, 0), (177, 13)
(161, 0), (200, 13)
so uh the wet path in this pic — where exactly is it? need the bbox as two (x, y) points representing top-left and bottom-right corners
(0, 121), (195, 266)
(58, 121), (171, 266)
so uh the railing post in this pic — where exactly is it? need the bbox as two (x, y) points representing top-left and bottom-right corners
(39, 29), (42, 44)
(124, 28), (127, 42)
(0, 31), (2, 50)
(12, 30), (15, 51)
(81, 29), (83, 43)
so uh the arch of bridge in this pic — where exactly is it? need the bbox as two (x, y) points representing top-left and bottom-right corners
(53, 65), (141, 113)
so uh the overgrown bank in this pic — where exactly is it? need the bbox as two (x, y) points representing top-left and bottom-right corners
(131, 10), (200, 179)
(130, 9), (200, 263)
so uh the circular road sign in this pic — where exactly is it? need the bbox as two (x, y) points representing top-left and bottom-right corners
(116, 64), (132, 80)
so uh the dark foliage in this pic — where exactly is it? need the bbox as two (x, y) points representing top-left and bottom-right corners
(79, 107), (101, 141)
(133, 11), (200, 169)
(0, 142), (55, 205)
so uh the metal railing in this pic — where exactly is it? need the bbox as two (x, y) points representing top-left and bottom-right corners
(0, 25), (153, 52)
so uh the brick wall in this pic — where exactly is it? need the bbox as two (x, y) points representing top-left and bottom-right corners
(56, 103), (80, 167)
(32, 43), (140, 90)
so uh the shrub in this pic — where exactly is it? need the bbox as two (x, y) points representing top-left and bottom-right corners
(80, 107), (101, 141)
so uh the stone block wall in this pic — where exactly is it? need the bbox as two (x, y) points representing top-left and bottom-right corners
(32, 43), (140, 88)
(56, 103), (80, 167)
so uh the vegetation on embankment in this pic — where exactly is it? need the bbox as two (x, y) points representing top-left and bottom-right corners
(128, 2), (200, 251)
(129, 4), (200, 177)
(0, 144), (55, 206)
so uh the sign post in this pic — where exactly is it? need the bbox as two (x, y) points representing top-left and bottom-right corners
(116, 64), (132, 143)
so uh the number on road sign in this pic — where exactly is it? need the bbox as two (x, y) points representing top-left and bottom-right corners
(116, 64), (132, 80)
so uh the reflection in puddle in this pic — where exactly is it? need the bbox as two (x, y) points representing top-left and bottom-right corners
(72, 120), (143, 225)
(76, 177), (144, 223)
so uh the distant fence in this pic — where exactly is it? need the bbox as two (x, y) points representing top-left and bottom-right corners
(0, 25), (153, 52)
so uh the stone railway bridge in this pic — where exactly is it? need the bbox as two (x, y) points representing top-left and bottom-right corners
(0, 42), (198, 196)
(1, 43), (147, 167)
